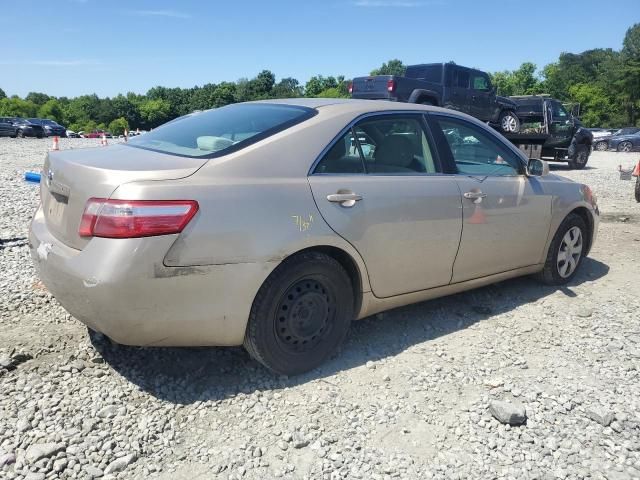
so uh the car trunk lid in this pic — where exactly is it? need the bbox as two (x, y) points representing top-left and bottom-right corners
(40, 144), (207, 250)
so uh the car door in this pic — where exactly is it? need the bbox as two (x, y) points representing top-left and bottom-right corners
(469, 71), (492, 121)
(444, 67), (470, 114)
(308, 113), (463, 298)
(427, 113), (552, 283)
(546, 100), (573, 150)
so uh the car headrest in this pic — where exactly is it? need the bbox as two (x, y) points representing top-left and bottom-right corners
(375, 135), (414, 168)
(196, 136), (234, 152)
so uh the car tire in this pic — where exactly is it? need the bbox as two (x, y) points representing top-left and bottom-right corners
(635, 176), (640, 203)
(499, 110), (520, 134)
(568, 148), (589, 170)
(244, 251), (354, 375)
(536, 213), (588, 286)
(16, 130), (24, 138)
(617, 141), (633, 153)
(594, 141), (608, 151)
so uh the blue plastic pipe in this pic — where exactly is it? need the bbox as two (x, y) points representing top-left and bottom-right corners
(25, 172), (41, 183)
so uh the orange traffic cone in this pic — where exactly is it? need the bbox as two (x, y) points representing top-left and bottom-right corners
(124, 129), (128, 142)
(633, 160), (640, 177)
(468, 204), (486, 224)
(51, 136), (59, 151)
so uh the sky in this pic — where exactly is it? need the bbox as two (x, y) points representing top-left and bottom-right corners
(1, 0), (638, 98)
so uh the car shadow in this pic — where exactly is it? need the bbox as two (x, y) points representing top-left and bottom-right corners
(548, 163), (596, 171)
(91, 257), (609, 404)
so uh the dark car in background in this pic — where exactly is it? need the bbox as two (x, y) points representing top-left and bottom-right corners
(350, 63), (521, 134)
(14, 119), (45, 138)
(0, 117), (17, 137)
(608, 133), (640, 152)
(593, 127), (640, 151)
(27, 118), (67, 137)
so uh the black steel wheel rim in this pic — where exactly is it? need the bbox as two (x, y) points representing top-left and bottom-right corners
(274, 278), (335, 353)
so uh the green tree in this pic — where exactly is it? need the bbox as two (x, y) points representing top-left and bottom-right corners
(138, 99), (172, 128)
(305, 75), (339, 97)
(370, 59), (406, 76)
(0, 88), (6, 100)
(38, 99), (64, 123)
(490, 63), (543, 96)
(25, 92), (51, 107)
(108, 117), (129, 136)
(618, 23), (640, 124)
(568, 83), (615, 127)
(0, 97), (38, 117)
(272, 77), (303, 98)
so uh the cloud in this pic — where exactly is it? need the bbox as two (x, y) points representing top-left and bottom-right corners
(353, 0), (443, 6)
(131, 10), (191, 19)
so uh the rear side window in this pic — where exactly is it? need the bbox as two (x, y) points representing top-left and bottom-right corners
(454, 69), (470, 89)
(127, 103), (316, 158)
(406, 65), (442, 83)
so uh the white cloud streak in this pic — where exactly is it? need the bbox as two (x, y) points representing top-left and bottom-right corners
(131, 10), (191, 19)
(353, 0), (444, 6)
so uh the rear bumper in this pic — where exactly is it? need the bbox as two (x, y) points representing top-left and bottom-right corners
(29, 206), (274, 347)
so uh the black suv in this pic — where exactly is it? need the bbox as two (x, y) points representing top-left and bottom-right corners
(350, 63), (521, 134)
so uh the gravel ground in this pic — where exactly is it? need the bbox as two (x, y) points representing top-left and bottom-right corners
(1, 138), (639, 480)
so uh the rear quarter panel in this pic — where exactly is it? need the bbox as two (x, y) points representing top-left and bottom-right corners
(110, 107), (373, 293)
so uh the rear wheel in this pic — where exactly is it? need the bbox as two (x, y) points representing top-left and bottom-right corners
(244, 251), (354, 375)
(499, 111), (520, 134)
(594, 141), (608, 151)
(536, 213), (587, 285)
(16, 130), (24, 138)
(617, 141), (633, 152)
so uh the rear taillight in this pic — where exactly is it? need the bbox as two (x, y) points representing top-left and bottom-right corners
(387, 79), (396, 93)
(79, 198), (199, 238)
(348, 82), (354, 94)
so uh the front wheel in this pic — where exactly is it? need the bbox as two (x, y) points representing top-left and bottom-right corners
(617, 141), (633, 153)
(16, 130), (24, 138)
(499, 111), (520, 134)
(536, 213), (588, 286)
(569, 147), (589, 170)
(244, 251), (354, 375)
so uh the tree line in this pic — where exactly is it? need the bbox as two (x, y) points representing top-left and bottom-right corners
(1, 24), (638, 134)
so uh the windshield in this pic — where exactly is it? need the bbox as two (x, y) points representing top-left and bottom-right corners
(127, 103), (316, 158)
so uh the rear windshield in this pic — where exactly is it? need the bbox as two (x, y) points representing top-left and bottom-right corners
(127, 103), (316, 158)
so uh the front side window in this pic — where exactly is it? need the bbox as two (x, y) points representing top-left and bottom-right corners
(432, 116), (521, 176)
(471, 74), (490, 91)
(127, 103), (315, 158)
(314, 115), (437, 175)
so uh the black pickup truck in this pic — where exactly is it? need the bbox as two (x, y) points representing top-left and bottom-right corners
(350, 63), (521, 134)
(507, 95), (593, 169)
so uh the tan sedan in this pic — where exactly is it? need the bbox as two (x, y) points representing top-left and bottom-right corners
(30, 99), (599, 375)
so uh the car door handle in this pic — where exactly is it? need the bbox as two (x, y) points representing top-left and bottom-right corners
(327, 192), (363, 207)
(463, 191), (487, 200)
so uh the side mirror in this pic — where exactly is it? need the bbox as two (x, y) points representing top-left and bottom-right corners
(527, 158), (549, 177)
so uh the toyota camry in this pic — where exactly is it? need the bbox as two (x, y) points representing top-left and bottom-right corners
(30, 99), (599, 375)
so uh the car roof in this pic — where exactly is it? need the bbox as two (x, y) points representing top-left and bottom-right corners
(251, 97), (445, 114)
